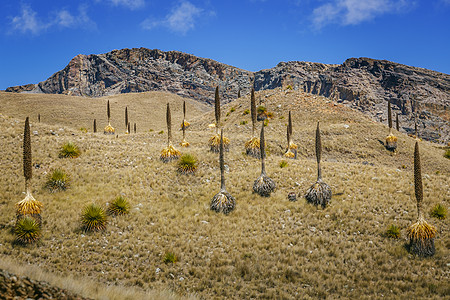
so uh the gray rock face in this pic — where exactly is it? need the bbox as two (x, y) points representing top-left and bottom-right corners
(254, 57), (450, 143)
(6, 49), (450, 143)
(8, 48), (254, 105)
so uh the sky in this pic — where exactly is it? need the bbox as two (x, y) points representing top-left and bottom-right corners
(0, 0), (449, 90)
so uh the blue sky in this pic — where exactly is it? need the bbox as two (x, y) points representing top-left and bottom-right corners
(0, 0), (449, 90)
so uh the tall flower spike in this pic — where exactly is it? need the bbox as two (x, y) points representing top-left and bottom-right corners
(414, 141), (423, 218)
(93, 119), (97, 133)
(167, 103), (172, 145)
(304, 121), (331, 208)
(284, 111), (297, 159)
(104, 100), (115, 134)
(253, 123), (276, 197)
(215, 86), (220, 131)
(385, 101), (397, 151)
(160, 103), (180, 162)
(125, 106), (128, 132)
(107, 100), (111, 122)
(211, 129), (236, 214)
(16, 117), (43, 221)
(251, 88), (256, 136)
(396, 113), (400, 131)
(181, 101), (190, 147)
(23, 117), (32, 186)
(407, 141), (437, 257)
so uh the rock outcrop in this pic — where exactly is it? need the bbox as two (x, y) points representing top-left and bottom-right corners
(0, 269), (90, 300)
(255, 57), (449, 143)
(6, 48), (254, 105)
(6, 49), (449, 143)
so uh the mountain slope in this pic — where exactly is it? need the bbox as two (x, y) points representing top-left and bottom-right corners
(5, 48), (450, 143)
(0, 89), (448, 299)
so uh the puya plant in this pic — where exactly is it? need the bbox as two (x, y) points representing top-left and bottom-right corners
(160, 103), (181, 163)
(209, 86), (230, 152)
(211, 129), (235, 214)
(385, 101), (397, 151)
(107, 196), (130, 216)
(304, 122), (332, 208)
(253, 123), (276, 197)
(104, 100), (115, 135)
(406, 141), (437, 257)
(15, 117), (43, 225)
(244, 88), (260, 158)
(58, 142), (81, 158)
(284, 111), (298, 159)
(44, 168), (70, 193)
(125, 106), (129, 134)
(177, 154), (198, 175)
(81, 203), (107, 232)
(14, 216), (42, 245)
(180, 101), (190, 147)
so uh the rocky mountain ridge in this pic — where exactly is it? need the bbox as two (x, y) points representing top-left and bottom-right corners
(5, 48), (449, 143)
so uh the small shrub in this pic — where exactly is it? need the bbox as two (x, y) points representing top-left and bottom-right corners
(230, 107), (236, 112)
(257, 106), (266, 114)
(81, 203), (107, 232)
(240, 120), (248, 125)
(59, 142), (80, 158)
(107, 196), (130, 216)
(163, 251), (177, 264)
(243, 109), (249, 115)
(263, 119), (269, 127)
(15, 216), (41, 245)
(149, 129), (154, 132)
(79, 127), (88, 133)
(444, 149), (450, 159)
(158, 130), (164, 134)
(44, 168), (70, 192)
(385, 224), (400, 239)
(430, 204), (447, 220)
(280, 160), (288, 168)
(177, 154), (198, 174)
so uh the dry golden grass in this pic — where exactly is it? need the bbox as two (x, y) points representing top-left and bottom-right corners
(0, 89), (449, 299)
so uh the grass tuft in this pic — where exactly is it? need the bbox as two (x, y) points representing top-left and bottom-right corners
(163, 251), (178, 264)
(15, 216), (41, 245)
(177, 154), (198, 175)
(279, 160), (288, 168)
(385, 224), (401, 239)
(81, 203), (107, 232)
(58, 142), (81, 158)
(44, 168), (70, 192)
(107, 196), (130, 216)
(430, 203), (447, 220)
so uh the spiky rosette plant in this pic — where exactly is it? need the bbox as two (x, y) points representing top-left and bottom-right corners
(284, 111), (298, 159)
(107, 196), (130, 216)
(160, 103), (181, 163)
(14, 216), (41, 245)
(305, 122), (332, 208)
(211, 130), (235, 214)
(385, 101), (397, 151)
(180, 101), (190, 147)
(104, 100), (115, 135)
(245, 88), (261, 158)
(16, 117), (43, 223)
(44, 168), (70, 193)
(407, 142), (437, 257)
(81, 203), (107, 232)
(58, 142), (81, 158)
(209, 86), (230, 152)
(177, 154), (198, 174)
(253, 124), (276, 197)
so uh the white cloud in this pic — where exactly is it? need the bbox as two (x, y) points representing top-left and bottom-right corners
(11, 5), (50, 34)
(10, 5), (96, 35)
(312, 0), (408, 29)
(142, 1), (209, 34)
(102, 0), (145, 10)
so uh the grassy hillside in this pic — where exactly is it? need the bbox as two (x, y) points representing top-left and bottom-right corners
(0, 89), (448, 299)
